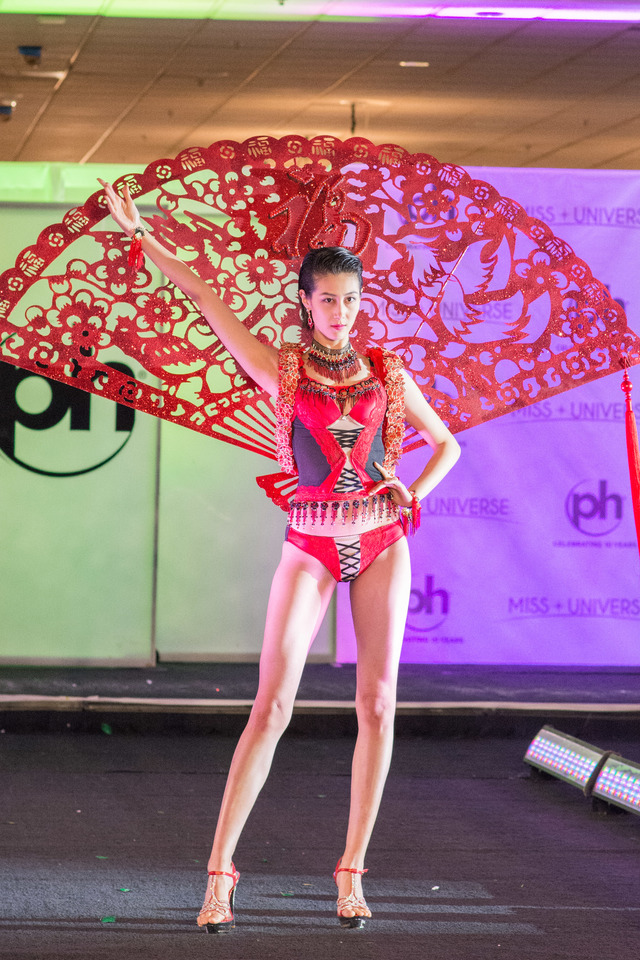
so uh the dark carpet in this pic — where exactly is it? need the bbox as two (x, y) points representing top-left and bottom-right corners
(2, 731), (639, 960)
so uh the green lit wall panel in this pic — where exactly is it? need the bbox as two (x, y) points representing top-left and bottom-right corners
(0, 163), (145, 205)
(0, 1), (353, 20)
(0, 201), (157, 664)
(154, 419), (333, 661)
(0, 392), (158, 664)
(0, 190), (334, 662)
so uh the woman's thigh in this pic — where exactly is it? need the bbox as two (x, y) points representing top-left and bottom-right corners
(348, 536), (411, 693)
(256, 541), (337, 705)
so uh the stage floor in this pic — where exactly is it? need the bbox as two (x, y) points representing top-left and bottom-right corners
(2, 662), (639, 744)
(1, 731), (638, 960)
(1, 661), (640, 702)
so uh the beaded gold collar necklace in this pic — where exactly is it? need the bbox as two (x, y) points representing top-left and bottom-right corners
(307, 339), (360, 383)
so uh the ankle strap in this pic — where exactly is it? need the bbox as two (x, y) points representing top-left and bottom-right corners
(207, 864), (238, 880)
(335, 866), (368, 876)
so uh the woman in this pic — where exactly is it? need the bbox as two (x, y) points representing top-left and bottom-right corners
(100, 180), (461, 931)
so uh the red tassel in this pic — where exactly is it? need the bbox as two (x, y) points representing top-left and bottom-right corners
(412, 492), (421, 534)
(128, 235), (144, 271)
(621, 357), (640, 555)
(401, 491), (421, 536)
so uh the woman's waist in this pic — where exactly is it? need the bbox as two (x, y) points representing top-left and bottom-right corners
(288, 491), (400, 536)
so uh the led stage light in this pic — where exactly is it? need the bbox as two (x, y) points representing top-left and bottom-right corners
(524, 725), (610, 796)
(592, 754), (640, 816)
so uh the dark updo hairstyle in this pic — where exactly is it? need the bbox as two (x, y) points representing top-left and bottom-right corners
(298, 246), (363, 324)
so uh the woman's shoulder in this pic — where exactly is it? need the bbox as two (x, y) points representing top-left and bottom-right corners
(365, 345), (405, 380)
(365, 344), (403, 361)
(278, 342), (306, 361)
(277, 342), (306, 376)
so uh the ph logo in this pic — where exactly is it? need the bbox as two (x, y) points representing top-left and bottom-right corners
(565, 479), (623, 537)
(0, 361), (135, 477)
(407, 575), (450, 632)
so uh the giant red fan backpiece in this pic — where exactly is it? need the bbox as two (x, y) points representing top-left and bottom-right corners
(1, 135), (638, 509)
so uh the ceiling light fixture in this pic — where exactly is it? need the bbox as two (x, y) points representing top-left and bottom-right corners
(362, 4), (640, 22)
(432, 5), (640, 21)
(6, 70), (67, 80)
(338, 98), (391, 106)
(399, 61), (430, 67)
(336, 3), (640, 24)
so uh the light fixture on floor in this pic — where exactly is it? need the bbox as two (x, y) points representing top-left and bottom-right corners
(592, 754), (640, 816)
(524, 725), (610, 796)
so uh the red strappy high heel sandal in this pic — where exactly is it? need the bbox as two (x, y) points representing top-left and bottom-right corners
(333, 859), (372, 928)
(197, 863), (240, 933)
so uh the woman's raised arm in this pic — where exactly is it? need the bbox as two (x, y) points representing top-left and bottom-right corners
(99, 181), (280, 396)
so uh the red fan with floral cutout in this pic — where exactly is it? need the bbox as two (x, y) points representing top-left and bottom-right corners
(1, 135), (638, 510)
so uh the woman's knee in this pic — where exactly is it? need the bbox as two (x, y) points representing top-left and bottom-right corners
(249, 695), (294, 737)
(355, 689), (397, 733)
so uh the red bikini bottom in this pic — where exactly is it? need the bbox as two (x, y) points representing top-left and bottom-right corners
(285, 520), (405, 583)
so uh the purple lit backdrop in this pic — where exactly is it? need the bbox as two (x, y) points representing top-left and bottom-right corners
(338, 166), (640, 665)
(328, 4), (640, 25)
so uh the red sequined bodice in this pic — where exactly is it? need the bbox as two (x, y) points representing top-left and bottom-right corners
(292, 374), (387, 500)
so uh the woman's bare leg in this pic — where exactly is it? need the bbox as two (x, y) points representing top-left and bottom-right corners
(335, 536), (411, 918)
(199, 542), (336, 924)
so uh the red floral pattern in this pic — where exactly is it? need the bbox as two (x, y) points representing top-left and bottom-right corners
(0, 135), (638, 508)
(275, 344), (303, 475)
(379, 349), (406, 473)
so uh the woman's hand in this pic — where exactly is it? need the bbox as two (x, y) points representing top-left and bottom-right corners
(370, 461), (414, 507)
(96, 178), (280, 396)
(98, 180), (141, 238)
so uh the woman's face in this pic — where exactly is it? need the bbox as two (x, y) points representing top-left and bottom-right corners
(299, 271), (361, 349)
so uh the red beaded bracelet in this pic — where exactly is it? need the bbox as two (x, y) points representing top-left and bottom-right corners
(128, 225), (145, 271)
